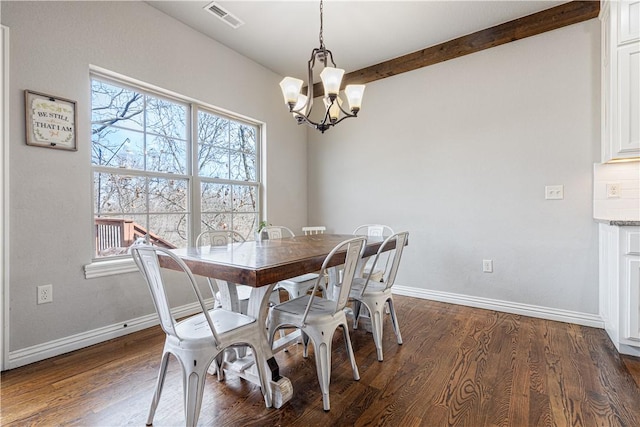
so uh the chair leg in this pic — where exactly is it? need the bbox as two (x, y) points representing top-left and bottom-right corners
(307, 330), (333, 411)
(352, 300), (362, 330)
(146, 351), (171, 426)
(301, 331), (310, 358)
(214, 352), (225, 382)
(387, 298), (403, 345)
(182, 359), (209, 427)
(340, 323), (360, 381)
(370, 302), (385, 362)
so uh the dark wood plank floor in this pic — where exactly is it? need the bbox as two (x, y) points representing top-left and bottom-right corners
(2, 296), (639, 426)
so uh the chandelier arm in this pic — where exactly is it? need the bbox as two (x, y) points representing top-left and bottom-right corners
(336, 102), (357, 118)
(330, 114), (358, 127)
(293, 111), (321, 129)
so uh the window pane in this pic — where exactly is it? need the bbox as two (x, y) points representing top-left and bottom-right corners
(91, 80), (143, 132)
(148, 177), (188, 213)
(147, 136), (187, 174)
(95, 214), (147, 257)
(91, 127), (144, 169)
(230, 151), (256, 181)
(198, 110), (230, 179)
(232, 213), (259, 238)
(94, 173), (146, 214)
(230, 122), (256, 154)
(146, 96), (187, 140)
(233, 185), (258, 212)
(201, 213), (232, 232)
(198, 111), (228, 148)
(199, 146), (229, 179)
(149, 214), (188, 248)
(201, 183), (231, 212)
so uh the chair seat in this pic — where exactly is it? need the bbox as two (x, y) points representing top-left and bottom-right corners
(271, 295), (337, 320)
(362, 267), (384, 282)
(350, 277), (388, 297)
(176, 309), (256, 340)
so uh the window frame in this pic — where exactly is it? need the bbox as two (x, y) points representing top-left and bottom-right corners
(85, 68), (263, 277)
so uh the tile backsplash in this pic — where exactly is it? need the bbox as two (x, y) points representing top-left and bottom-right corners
(593, 162), (640, 220)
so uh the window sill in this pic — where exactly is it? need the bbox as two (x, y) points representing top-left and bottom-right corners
(84, 257), (138, 279)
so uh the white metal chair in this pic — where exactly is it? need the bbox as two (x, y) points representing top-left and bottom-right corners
(131, 246), (271, 427)
(268, 236), (367, 411)
(266, 226), (327, 300)
(196, 230), (252, 314)
(350, 231), (409, 362)
(353, 224), (395, 282)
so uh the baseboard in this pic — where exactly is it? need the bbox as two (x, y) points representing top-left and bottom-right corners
(6, 299), (212, 370)
(393, 285), (604, 329)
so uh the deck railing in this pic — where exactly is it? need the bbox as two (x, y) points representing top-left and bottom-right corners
(95, 218), (176, 256)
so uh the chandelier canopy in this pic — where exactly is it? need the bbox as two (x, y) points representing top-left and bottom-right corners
(279, 0), (365, 133)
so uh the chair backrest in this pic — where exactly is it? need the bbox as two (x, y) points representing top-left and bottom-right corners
(131, 245), (220, 345)
(301, 236), (367, 323)
(302, 226), (326, 235)
(196, 229), (246, 247)
(263, 225), (295, 239)
(353, 224), (394, 238)
(357, 231), (409, 295)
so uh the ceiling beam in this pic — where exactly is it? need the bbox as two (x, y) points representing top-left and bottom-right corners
(312, 0), (600, 96)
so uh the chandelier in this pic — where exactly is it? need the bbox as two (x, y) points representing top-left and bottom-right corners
(278, 0), (365, 133)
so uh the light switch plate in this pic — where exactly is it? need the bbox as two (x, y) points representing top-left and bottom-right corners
(545, 185), (564, 200)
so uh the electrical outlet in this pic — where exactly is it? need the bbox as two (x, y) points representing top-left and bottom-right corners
(482, 259), (493, 273)
(545, 185), (564, 200)
(606, 183), (621, 198)
(37, 284), (53, 304)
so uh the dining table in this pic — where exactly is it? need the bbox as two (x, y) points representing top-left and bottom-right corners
(158, 233), (399, 408)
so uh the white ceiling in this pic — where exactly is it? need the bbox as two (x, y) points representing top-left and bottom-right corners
(147, 1), (568, 80)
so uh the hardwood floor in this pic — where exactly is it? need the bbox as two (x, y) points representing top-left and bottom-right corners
(2, 296), (639, 426)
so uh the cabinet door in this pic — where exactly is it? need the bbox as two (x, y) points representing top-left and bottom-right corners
(625, 258), (640, 340)
(616, 43), (640, 159)
(624, 230), (640, 342)
(619, 0), (640, 44)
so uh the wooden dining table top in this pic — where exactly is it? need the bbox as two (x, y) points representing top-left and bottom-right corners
(158, 233), (394, 287)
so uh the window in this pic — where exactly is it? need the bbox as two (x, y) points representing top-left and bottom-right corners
(91, 75), (260, 258)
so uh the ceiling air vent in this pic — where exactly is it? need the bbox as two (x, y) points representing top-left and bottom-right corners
(204, 2), (245, 29)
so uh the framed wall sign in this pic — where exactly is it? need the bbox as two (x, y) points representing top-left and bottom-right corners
(25, 90), (77, 151)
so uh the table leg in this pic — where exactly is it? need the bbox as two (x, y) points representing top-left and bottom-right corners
(213, 281), (293, 408)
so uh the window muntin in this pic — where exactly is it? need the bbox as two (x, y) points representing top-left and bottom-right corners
(91, 76), (260, 258)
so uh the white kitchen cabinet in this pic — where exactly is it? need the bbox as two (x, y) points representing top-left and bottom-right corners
(599, 223), (640, 356)
(600, 1), (640, 162)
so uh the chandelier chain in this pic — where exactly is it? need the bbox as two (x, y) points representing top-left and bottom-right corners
(319, 0), (324, 48)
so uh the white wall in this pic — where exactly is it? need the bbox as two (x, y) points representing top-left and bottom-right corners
(1, 1), (306, 361)
(308, 21), (602, 318)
